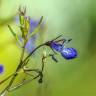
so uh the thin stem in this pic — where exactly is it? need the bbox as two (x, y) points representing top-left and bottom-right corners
(21, 43), (46, 67)
(8, 75), (39, 92)
(22, 35), (62, 66)
(16, 45), (25, 71)
(0, 35), (62, 95)
(24, 69), (40, 73)
(0, 73), (15, 85)
(41, 57), (45, 72)
(24, 72), (34, 77)
(0, 44), (26, 95)
(8, 46), (25, 85)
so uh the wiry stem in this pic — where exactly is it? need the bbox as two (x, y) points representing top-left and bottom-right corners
(0, 35), (62, 95)
(21, 43), (46, 67)
(22, 35), (62, 67)
(8, 75), (40, 92)
(0, 45), (25, 95)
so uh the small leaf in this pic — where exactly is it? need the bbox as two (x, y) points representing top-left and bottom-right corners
(28, 16), (43, 39)
(20, 26), (25, 38)
(8, 25), (16, 37)
(52, 55), (58, 62)
(25, 17), (30, 31)
(19, 15), (25, 26)
(8, 25), (22, 46)
(49, 54), (58, 63)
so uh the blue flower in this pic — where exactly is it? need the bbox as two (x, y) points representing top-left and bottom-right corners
(61, 48), (77, 59)
(0, 64), (4, 74)
(50, 42), (77, 60)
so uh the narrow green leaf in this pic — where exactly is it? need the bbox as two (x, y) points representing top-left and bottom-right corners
(19, 15), (25, 26)
(8, 25), (16, 37)
(8, 25), (22, 46)
(28, 16), (43, 39)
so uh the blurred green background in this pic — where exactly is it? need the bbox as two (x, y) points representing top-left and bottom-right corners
(0, 0), (96, 96)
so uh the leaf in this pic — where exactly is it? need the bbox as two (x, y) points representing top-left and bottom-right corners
(49, 54), (58, 63)
(19, 18), (30, 38)
(52, 55), (58, 62)
(8, 25), (16, 37)
(28, 16), (43, 39)
(19, 15), (25, 26)
(25, 18), (30, 31)
(8, 25), (22, 46)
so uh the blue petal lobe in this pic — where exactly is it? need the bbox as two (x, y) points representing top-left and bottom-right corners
(0, 64), (4, 74)
(51, 42), (63, 52)
(29, 19), (39, 33)
(61, 48), (77, 59)
(25, 36), (36, 53)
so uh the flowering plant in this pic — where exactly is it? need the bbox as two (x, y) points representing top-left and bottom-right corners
(0, 7), (77, 96)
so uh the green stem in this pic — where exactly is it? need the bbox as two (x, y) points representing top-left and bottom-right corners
(0, 44), (26, 95)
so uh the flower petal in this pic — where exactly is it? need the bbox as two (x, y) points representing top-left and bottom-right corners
(25, 36), (36, 53)
(61, 48), (77, 60)
(0, 64), (4, 74)
(51, 42), (63, 52)
(29, 19), (39, 33)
